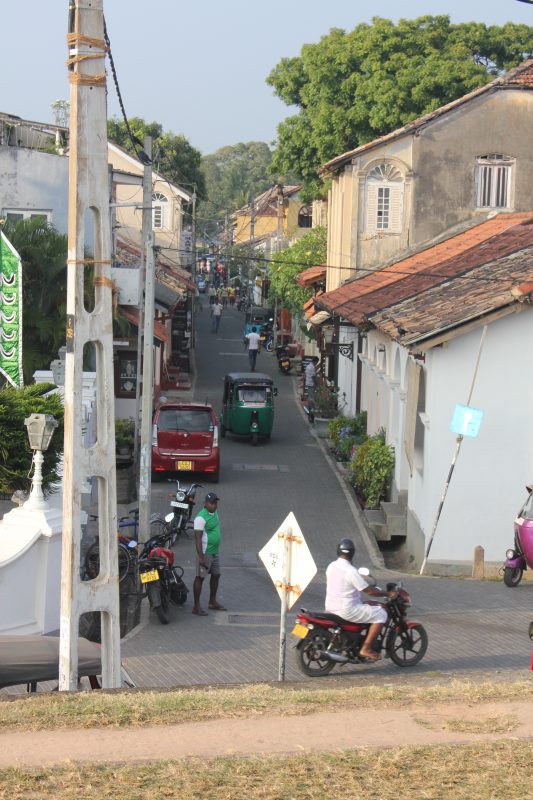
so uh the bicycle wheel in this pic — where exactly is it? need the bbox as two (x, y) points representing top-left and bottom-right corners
(150, 516), (168, 539)
(83, 541), (133, 584)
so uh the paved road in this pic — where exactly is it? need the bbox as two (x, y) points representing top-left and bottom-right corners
(122, 301), (533, 687)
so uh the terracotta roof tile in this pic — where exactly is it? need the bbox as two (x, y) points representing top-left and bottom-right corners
(317, 213), (533, 325)
(320, 60), (533, 176)
(122, 306), (168, 342)
(370, 249), (533, 346)
(297, 265), (327, 287)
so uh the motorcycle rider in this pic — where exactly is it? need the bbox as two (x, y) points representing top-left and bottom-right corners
(325, 538), (397, 661)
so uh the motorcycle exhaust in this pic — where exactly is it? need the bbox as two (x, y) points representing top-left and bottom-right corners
(318, 650), (350, 664)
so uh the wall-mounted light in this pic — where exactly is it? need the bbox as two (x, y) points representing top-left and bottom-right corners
(377, 345), (386, 353)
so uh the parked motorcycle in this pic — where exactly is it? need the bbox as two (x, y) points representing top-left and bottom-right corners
(138, 531), (188, 624)
(503, 484), (533, 587)
(292, 571), (428, 675)
(164, 481), (203, 544)
(276, 344), (293, 374)
(260, 319), (274, 352)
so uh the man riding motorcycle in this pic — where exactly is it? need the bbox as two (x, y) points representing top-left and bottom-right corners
(325, 538), (397, 661)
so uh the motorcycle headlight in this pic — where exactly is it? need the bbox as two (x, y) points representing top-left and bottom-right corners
(176, 490), (186, 502)
(506, 548), (516, 560)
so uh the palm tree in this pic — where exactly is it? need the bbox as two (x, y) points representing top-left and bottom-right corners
(3, 218), (68, 383)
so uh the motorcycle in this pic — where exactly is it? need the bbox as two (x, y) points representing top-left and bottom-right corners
(276, 344), (293, 374)
(164, 481), (203, 544)
(260, 318), (274, 352)
(503, 484), (533, 587)
(292, 570), (428, 675)
(138, 530), (188, 624)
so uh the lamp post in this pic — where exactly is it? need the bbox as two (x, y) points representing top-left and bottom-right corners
(23, 413), (58, 511)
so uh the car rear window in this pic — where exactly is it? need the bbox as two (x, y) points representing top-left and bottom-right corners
(158, 408), (213, 433)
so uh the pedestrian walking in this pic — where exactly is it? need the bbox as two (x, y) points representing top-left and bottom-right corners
(208, 285), (216, 306)
(211, 298), (222, 333)
(221, 285), (229, 307)
(192, 492), (226, 616)
(244, 325), (261, 371)
(304, 356), (319, 419)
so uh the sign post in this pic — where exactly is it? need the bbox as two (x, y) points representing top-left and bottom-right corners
(259, 512), (317, 681)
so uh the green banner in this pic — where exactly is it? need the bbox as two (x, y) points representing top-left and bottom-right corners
(0, 231), (23, 387)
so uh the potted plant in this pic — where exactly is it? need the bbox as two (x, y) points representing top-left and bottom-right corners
(347, 432), (395, 508)
(115, 418), (135, 458)
(312, 384), (339, 437)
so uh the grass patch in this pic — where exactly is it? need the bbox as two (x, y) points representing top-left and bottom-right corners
(0, 740), (532, 799)
(1, 679), (533, 733)
(444, 715), (519, 734)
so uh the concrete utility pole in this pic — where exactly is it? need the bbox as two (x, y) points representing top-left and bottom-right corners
(60, 0), (121, 690)
(273, 183), (285, 344)
(190, 189), (197, 347)
(138, 233), (156, 542)
(133, 137), (152, 473)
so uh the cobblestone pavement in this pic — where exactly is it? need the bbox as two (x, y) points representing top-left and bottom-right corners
(121, 303), (533, 687)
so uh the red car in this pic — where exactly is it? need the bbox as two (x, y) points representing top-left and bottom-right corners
(152, 402), (220, 482)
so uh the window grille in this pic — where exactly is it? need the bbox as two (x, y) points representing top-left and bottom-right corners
(365, 163), (403, 233)
(152, 192), (169, 229)
(476, 155), (513, 209)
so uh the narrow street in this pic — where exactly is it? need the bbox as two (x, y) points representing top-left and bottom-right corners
(121, 299), (533, 687)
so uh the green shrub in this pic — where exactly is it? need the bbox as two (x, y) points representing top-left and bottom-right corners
(314, 384), (339, 418)
(347, 432), (395, 508)
(0, 384), (64, 496)
(328, 411), (368, 461)
(115, 418), (135, 450)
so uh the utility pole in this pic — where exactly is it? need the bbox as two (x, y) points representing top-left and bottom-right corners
(133, 137), (152, 473)
(60, 0), (121, 690)
(190, 189), (197, 348)
(138, 233), (156, 542)
(249, 190), (255, 303)
(273, 183), (285, 346)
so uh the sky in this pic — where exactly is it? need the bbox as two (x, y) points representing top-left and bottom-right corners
(2, 1), (533, 155)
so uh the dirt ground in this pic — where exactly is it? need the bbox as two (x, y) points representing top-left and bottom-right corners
(1, 699), (532, 767)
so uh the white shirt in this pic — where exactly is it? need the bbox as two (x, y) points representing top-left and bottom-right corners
(305, 361), (316, 387)
(246, 331), (261, 350)
(212, 304), (222, 316)
(325, 558), (369, 616)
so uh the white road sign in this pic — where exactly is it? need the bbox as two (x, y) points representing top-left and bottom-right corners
(258, 512), (317, 610)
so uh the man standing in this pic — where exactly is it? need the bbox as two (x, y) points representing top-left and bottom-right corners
(304, 356), (319, 420)
(244, 325), (261, 372)
(208, 284), (216, 306)
(211, 298), (222, 333)
(192, 492), (226, 616)
(325, 538), (397, 660)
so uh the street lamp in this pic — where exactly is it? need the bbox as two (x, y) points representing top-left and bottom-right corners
(322, 326), (354, 360)
(23, 413), (58, 510)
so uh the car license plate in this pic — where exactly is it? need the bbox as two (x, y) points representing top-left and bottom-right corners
(140, 569), (159, 584)
(291, 623), (309, 639)
(177, 460), (193, 471)
(171, 501), (189, 509)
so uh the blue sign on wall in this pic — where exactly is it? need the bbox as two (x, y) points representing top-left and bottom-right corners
(450, 404), (484, 438)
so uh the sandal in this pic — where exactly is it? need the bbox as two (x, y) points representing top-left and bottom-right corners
(192, 608), (208, 616)
(360, 651), (382, 661)
(208, 603), (227, 611)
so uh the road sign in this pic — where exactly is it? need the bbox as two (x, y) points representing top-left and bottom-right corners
(259, 512), (317, 610)
(450, 404), (484, 438)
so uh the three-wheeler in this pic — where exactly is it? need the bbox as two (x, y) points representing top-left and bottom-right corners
(220, 372), (276, 445)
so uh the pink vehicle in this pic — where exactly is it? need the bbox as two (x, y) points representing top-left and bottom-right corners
(504, 484), (533, 587)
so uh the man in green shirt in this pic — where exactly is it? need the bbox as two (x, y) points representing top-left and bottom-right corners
(192, 492), (226, 615)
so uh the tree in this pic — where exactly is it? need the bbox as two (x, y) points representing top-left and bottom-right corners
(3, 219), (68, 384)
(107, 117), (206, 198)
(270, 226), (327, 315)
(267, 16), (533, 198)
(199, 142), (274, 237)
(0, 383), (64, 497)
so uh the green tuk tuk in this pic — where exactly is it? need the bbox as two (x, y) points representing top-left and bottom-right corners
(220, 372), (277, 445)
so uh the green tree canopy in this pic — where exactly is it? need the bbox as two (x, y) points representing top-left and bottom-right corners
(270, 226), (327, 315)
(0, 383), (64, 497)
(3, 219), (68, 384)
(199, 142), (273, 238)
(267, 15), (533, 198)
(108, 117), (206, 198)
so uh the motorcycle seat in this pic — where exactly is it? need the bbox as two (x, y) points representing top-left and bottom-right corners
(299, 609), (361, 628)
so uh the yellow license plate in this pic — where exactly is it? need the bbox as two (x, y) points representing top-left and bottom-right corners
(177, 460), (193, 471)
(292, 623), (309, 639)
(140, 569), (159, 584)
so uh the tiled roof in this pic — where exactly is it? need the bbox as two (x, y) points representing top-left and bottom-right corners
(370, 248), (533, 346)
(233, 185), (301, 217)
(317, 213), (533, 325)
(320, 60), (533, 176)
(121, 306), (169, 342)
(116, 238), (195, 292)
(297, 265), (327, 287)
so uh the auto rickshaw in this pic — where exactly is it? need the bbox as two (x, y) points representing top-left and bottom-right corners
(220, 372), (277, 445)
(243, 306), (274, 337)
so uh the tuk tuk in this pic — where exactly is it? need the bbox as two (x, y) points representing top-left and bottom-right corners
(220, 372), (277, 445)
(243, 306), (273, 337)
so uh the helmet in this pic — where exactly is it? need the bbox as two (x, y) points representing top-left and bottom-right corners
(337, 538), (355, 560)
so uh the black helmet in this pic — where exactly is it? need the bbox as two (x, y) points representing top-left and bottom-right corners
(337, 538), (355, 560)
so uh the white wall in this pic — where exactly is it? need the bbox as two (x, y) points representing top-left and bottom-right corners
(412, 309), (533, 561)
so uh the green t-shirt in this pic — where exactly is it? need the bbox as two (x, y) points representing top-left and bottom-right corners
(196, 507), (221, 555)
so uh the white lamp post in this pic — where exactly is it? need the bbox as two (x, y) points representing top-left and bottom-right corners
(23, 413), (58, 511)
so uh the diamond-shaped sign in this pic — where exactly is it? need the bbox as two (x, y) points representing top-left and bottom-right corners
(258, 512), (317, 610)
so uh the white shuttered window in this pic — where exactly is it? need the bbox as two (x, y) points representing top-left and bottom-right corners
(476, 154), (513, 209)
(365, 164), (403, 233)
(152, 192), (169, 230)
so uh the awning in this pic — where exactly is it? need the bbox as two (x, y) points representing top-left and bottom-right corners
(297, 265), (327, 287)
(307, 310), (330, 326)
(121, 306), (169, 342)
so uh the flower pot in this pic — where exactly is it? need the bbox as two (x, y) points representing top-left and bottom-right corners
(313, 416), (332, 438)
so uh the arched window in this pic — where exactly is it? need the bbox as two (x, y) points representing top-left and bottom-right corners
(152, 192), (169, 230)
(365, 163), (404, 233)
(298, 205), (312, 228)
(476, 154), (513, 209)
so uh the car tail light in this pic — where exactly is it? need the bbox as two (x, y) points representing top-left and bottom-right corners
(212, 425), (219, 448)
(152, 424), (158, 447)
